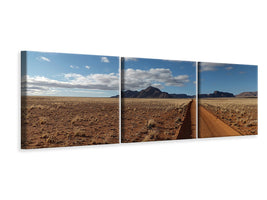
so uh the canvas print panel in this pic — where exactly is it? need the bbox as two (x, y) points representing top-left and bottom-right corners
(121, 57), (196, 143)
(198, 62), (258, 138)
(21, 51), (119, 149)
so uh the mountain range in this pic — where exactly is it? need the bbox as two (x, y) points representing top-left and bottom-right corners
(112, 86), (194, 98)
(111, 86), (257, 98)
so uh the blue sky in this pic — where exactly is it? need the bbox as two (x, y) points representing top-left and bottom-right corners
(122, 57), (196, 95)
(21, 51), (119, 97)
(198, 62), (258, 95)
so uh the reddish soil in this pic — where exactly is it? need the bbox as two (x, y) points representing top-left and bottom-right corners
(21, 96), (119, 149)
(198, 105), (241, 138)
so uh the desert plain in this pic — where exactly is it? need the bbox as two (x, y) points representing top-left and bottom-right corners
(122, 98), (196, 143)
(21, 96), (119, 149)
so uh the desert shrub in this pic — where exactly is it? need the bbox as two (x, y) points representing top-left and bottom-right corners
(143, 129), (159, 141)
(29, 104), (46, 110)
(147, 119), (156, 129)
(38, 117), (47, 125)
(74, 128), (81, 137)
(71, 115), (82, 125)
(175, 117), (182, 123)
(46, 136), (56, 144)
(41, 133), (49, 139)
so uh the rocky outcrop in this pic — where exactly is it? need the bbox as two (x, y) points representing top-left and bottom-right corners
(236, 92), (257, 97)
(199, 91), (235, 98)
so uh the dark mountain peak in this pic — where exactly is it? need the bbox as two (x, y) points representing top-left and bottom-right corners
(214, 91), (234, 97)
(138, 86), (163, 98)
(143, 86), (161, 92)
(199, 91), (235, 98)
(141, 86), (161, 93)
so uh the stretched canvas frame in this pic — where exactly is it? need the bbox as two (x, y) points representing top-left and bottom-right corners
(21, 51), (258, 149)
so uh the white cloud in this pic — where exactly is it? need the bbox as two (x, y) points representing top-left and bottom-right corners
(101, 57), (110, 63)
(85, 66), (91, 69)
(199, 63), (233, 72)
(70, 90), (104, 94)
(21, 83), (56, 96)
(70, 65), (79, 69)
(124, 57), (138, 61)
(151, 83), (164, 90)
(123, 68), (189, 90)
(36, 56), (50, 62)
(21, 72), (119, 96)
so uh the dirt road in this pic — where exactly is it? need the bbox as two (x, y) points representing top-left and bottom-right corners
(177, 100), (196, 139)
(198, 105), (241, 138)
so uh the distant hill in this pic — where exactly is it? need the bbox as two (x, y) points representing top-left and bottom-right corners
(111, 86), (194, 98)
(236, 91), (258, 97)
(199, 91), (235, 98)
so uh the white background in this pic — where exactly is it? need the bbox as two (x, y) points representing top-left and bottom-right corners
(0, 0), (266, 200)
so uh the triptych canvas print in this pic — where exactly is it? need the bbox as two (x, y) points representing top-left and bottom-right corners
(21, 51), (258, 149)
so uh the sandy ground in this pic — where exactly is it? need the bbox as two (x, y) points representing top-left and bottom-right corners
(21, 96), (119, 149)
(198, 105), (241, 138)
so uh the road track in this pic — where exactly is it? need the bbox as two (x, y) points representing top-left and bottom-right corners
(177, 100), (196, 139)
(198, 105), (241, 138)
